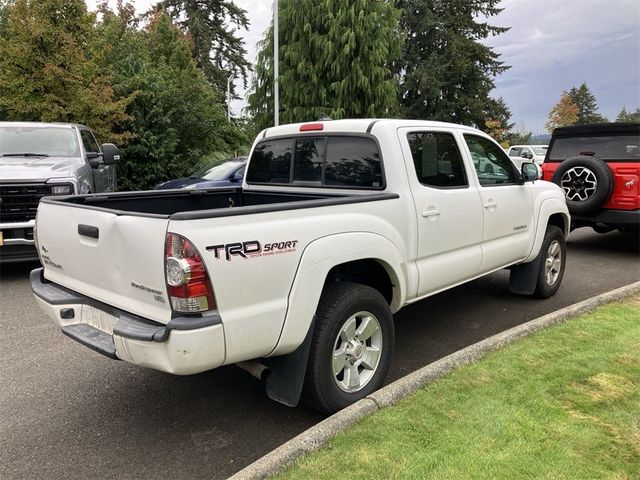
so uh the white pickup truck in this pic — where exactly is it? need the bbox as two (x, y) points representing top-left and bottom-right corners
(31, 119), (569, 413)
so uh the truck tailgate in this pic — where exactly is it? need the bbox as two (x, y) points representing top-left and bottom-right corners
(36, 202), (171, 323)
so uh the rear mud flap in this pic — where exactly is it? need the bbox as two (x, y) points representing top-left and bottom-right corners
(263, 317), (315, 407)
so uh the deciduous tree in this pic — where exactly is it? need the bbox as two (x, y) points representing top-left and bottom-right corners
(546, 92), (579, 133)
(96, 5), (248, 190)
(0, 0), (130, 141)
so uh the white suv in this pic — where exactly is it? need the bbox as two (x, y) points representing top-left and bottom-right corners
(508, 145), (548, 169)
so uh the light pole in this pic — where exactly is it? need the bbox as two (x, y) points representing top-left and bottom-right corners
(273, 0), (279, 126)
(227, 73), (234, 122)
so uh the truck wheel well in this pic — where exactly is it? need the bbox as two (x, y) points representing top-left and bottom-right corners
(548, 213), (567, 235)
(324, 259), (393, 305)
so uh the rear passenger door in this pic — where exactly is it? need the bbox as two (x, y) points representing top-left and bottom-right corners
(398, 128), (483, 296)
(462, 134), (534, 272)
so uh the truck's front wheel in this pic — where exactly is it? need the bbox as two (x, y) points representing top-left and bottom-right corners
(303, 282), (394, 414)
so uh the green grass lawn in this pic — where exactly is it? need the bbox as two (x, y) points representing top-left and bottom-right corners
(278, 295), (640, 480)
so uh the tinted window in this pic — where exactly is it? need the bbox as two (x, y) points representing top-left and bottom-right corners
(293, 138), (325, 182)
(80, 129), (99, 153)
(325, 137), (382, 188)
(464, 135), (518, 186)
(246, 139), (292, 184)
(407, 132), (467, 187)
(549, 135), (640, 161)
(509, 147), (521, 157)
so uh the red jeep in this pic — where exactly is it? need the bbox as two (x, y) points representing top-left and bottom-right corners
(542, 122), (640, 233)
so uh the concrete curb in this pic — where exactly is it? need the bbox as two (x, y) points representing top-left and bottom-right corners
(230, 281), (640, 480)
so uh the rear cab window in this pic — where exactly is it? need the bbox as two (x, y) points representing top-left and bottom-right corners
(246, 135), (384, 189)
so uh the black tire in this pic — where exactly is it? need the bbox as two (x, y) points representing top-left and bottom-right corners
(533, 225), (567, 298)
(303, 282), (394, 414)
(551, 156), (613, 215)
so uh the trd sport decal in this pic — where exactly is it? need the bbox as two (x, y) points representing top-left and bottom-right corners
(206, 240), (298, 261)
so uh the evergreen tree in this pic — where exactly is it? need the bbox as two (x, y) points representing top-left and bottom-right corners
(0, 0), (130, 140)
(0, 0), (13, 38)
(96, 5), (248, 190)
(546, 91), (579, 133)
(395, 0), (509, 127)
(246, 0), (401, 131)
(616, 106), (640, 122)
(568, 83), (607, 124)
(155, 0), (250, 96)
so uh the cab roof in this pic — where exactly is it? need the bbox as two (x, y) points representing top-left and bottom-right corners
(260, 118), (483, 139)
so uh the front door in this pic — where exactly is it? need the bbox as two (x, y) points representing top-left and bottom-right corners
(462, 134), (534, 272)
(399, 128), (484, 296)
(80, 129), (114, 192)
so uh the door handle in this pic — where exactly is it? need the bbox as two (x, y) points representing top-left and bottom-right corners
(483, 201), (497, 209)
(422, 209), (441, 218)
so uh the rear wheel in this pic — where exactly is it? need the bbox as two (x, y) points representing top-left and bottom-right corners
(303, 282), (394, 414)
(533, 225), (567, 298)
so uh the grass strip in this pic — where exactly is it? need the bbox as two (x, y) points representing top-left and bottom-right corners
(277, 295), (640, 479)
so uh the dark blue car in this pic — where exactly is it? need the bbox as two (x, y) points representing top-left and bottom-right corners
(156, 157), (247, 190)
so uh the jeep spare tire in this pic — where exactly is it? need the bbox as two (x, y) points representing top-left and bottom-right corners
(551, 155), (613, 215)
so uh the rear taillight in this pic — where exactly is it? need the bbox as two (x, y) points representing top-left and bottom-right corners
(165, 233), (216, 313)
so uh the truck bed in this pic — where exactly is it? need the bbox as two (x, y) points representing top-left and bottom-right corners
(41, 187), (398, 219)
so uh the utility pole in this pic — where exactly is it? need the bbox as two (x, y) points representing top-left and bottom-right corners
(227, 73), (234, 122)
(273, 0), (279, 126)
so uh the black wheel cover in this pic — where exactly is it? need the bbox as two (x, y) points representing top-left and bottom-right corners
(551, 155), (613, 215)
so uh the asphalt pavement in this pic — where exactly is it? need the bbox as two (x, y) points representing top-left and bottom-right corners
(1, 228), (638, 480)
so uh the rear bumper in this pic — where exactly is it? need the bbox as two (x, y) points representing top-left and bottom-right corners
(30, 268), (226, 375)
(572, 209), (640, 230)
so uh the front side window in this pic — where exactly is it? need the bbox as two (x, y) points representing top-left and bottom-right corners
(407, 132), (467, 188)
(509, 147), (521, 157)
(80, 129), (100, 154)
(464, 135), (518, 186)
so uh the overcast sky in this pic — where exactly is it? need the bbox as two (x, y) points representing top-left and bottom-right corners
(88, 0), (640, 134)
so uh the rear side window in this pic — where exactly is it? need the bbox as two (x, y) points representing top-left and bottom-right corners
(247, 135), (384, 189)
(407, 132), (467, 187)
(324, 137), (382, 188)
(246, 138), (293, 184)
(549, 135), (640, 162)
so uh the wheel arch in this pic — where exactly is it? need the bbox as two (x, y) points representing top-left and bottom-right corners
(268, 232), (407, 358)
(523, 198), (570, 263)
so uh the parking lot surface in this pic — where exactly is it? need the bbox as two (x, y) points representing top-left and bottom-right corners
(1, 228), (638, 480)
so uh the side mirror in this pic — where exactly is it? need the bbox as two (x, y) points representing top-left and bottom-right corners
(521, 162), (538, 182)
(521, 151), (529, 159)
(101, 143), (120, 165)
